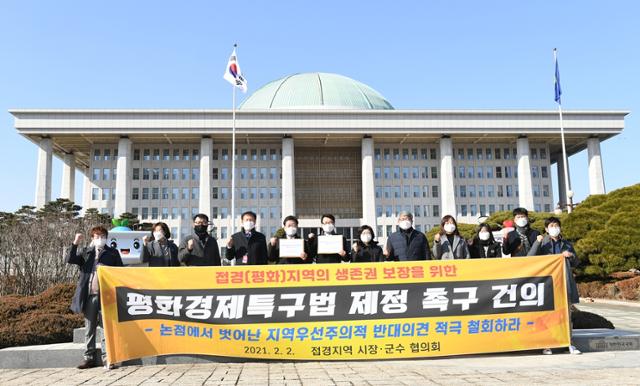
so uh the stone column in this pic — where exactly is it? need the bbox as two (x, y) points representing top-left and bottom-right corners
(556, 156), (570, 207)
(439, 136), (456, 217)
(361, 136), (377, 227)
(114, 137), (132, 217)
(60, 152), (76, 201)
(516, 136), (535, 211)
(281, 136), (296, 218)
(199, 136), (213, 217)
(35, 137), (52, 208)
(587, 137), (606, 195)
(81, 167), (92, 213)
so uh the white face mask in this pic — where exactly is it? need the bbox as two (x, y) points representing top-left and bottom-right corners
(547, 227), (561, 237)
(444, 223), (456, 234)
(243, 221), (255, 231)
(515, 218), (528, 228)
(322, 223), (335, 233)
(398, 220), (412, 230)
(360, 233), (372, 243)
(93, 237), (107, 249)
(285, 227), (297, 236)
(479, 231), (491, 241)
(153, 231), (165, 241)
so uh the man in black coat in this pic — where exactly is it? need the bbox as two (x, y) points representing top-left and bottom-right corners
(67, 225), (123, 369)
(385, 211), (431, 261)
(178, 213), (221, 266)
(226, 211), (269, 265)
(502, 207), (540, 257)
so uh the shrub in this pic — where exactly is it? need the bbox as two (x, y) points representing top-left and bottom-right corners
(0, 284), (83, 348)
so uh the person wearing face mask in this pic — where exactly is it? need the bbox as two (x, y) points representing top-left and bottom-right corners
(432, 215), (470, 260)
(468, 223), (502, 258)
(351, 225), (384, 263)
(309, 214), (351, 264)
(528, 216), (582, 355)
(225, 211), (268, 265)
(66, 226), (123, 370)
(178, 213), (221, 266)
(385, 211), (431, 261)
(501, 207), (541, 257)
(142, 222), (180, 267)
(268, 215), (311, 264)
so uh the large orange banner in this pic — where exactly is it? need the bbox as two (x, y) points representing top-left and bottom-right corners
(98, 254), (570, 363)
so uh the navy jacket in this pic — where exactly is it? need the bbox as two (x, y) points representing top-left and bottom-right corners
(385, 229), (432, 261)
(66, 244), (123, 314)
(528, 235), (580, 304)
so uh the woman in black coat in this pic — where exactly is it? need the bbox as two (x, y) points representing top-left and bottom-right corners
(351, 225), (384, 263)
(142, 222), (180, 266)
(468, 223), (502, 258)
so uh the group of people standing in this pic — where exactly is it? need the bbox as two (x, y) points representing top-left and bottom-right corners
(67, 207), (581, 369)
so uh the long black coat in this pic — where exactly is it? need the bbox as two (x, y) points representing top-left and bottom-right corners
(225, 230), (269, 265)
(352, 242), (384, 262)
(66, 244), (123, 314)
(142, 240), (180, 267)
(309, 232), (351, 264)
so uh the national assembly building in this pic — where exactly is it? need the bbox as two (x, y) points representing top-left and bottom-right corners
(11, 72), (627, 243)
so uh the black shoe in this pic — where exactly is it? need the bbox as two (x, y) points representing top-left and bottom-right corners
(77, 359), (98, 369)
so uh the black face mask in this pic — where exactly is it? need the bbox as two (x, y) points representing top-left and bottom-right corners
(194, 225), (208, 235)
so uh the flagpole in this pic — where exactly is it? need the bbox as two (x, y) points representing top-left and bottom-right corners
(230, 45), (237, 238)
(555, 48), (573, 213)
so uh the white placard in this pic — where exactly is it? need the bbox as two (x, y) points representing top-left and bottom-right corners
(317, 235), (343, 254)
(279, 238), (304, 258)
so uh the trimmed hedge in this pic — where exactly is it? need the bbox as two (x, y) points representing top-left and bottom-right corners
(0, 284), (83, 349)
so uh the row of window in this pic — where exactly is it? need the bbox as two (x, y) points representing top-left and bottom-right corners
(93, 148), (283, 162)
(130, 187), (282, 201)
(455, 184), (551, 198)
(376, 205), (441, 218)
(454, 147), (547, 161)
(457, 203), (551, 217)
(375, 185), (439, 200)
(455, 166), (549, 179)
(374, 148), (438, 161)
(375, 167), (438, 180)
(130, 206), (281, 221)
(88, 167), (283, 182)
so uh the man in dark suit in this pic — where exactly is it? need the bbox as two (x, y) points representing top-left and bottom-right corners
(226, 211), (269, 265)
(178, 213), (221, 266)
(385, 211), (431, 261)
(67, 225), (123, 369)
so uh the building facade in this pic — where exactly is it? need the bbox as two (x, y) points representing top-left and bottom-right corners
(12, 73), (625, 243)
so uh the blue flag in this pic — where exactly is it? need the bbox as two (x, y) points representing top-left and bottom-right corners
(554, 53), (562, 104)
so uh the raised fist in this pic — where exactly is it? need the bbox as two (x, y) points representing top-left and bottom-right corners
(73, 233), (84, 245)
(187, 239), (195, 251)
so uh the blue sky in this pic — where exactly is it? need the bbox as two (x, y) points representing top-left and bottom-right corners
(0, 1), (638, 212)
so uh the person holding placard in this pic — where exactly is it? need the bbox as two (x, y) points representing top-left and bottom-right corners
(309, 214), (350, 264)
(268, 215), (311, 264)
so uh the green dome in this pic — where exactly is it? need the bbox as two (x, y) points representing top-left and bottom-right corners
(239, 72), (394, 110)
